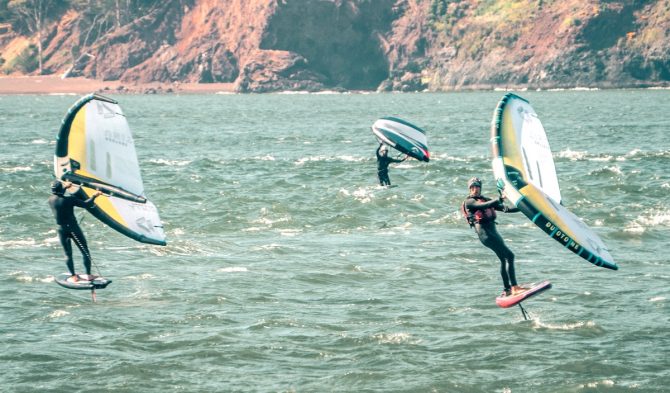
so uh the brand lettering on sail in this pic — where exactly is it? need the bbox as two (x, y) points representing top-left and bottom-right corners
(104, 129), (133, 147)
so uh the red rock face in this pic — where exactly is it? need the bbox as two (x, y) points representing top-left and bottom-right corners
(259, 0), (396, 90)
(12, 0), (670, 92)
(31, 0), (422, 92)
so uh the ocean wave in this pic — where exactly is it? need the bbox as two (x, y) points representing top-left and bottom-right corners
(338, 187), (375, 204)
(588, 165), (623, 176)
(578, 380), (615, 389)
(148, 158), (192, 166)
(277, 90), (310, 95)
(280, 229), (302, 237)
(313, 90), (348, 95)
(373, 332), (420, 345)
(556, 149), (588, 161)
(533, 319), (599, 331)
(0, 238), (37, 249)
(338, 155), (366, 162)
(545, 87), (599, 91)
(126, 273), (155, 281)
(294, 155), (366, 165)
(10, 271), (35, 283)
(427, 152), (469, 162)
(217, 266), (248, 273)
(9, 271), (53, 284)
(555, 148), (670, 163)
(624, 208), (670, 233)
(251, 209), (291, 227)
(295, 156), (325, 165)
(252, 243), (284, 251)
(149, 242), (213, 256)
(48, 310), (71, 318)
(1, 166), (32, 173)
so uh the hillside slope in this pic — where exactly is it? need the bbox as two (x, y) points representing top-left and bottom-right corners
(0, 0), (668, 92)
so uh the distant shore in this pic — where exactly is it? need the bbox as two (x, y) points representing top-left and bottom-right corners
(0, 75), (236, 95)
(2, 75), (668, 95)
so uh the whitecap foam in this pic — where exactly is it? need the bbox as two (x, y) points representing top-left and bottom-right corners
(591, 165), (622, 175)
(338, 155), (366, 162)
(624, 208), (670, 233)
(277, 90), (309, 95)
(2, 166), (31, 173)
(126, 273), (155, 281)
(591, 155), (615, 162)
(428, 152), (468, 162)
(351, 187), (375, 203)
(294, 155), (326, 165)
(624, 148), (643, 159)
(280, 229), (302, 237)
(12, 272), (35, 283)
(0, 238), (37, 249)
(649, 296), (665, 302)
(313, 90), (345, 95)
(251, 215), (290, 226)
(49, 310), (70, 318)
(373, 332), (419, 345)
(580, 380), (614, 389)
(149, 158), (191, 166)
(533, 319), (597, 330)
(253, 243), (283, 251)
(556, 149), (587, 161)
(217, 266), (248, 273)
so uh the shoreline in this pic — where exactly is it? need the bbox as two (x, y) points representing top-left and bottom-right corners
(1, 75), (668, 95)
(0, 75), (236, 95)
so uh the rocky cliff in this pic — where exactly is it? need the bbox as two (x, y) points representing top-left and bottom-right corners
(1, 0), (668, 92)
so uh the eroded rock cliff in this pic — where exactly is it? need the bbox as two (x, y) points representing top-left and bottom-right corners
(2, 0), (668, 92)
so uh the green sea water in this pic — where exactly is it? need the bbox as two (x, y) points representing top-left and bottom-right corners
(1, 90), (668, 392)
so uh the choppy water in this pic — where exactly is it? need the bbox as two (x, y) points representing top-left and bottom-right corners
(1, 90), (668, 392)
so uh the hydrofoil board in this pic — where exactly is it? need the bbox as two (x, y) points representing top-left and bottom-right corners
(54, 273), (112, 290)
(496, 280), (551, 308)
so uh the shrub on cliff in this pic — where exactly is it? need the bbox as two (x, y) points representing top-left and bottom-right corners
(4, 43), (37, 73)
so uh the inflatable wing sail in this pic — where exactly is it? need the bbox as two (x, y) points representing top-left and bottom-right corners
(54, 94), (166, 246)
(490, 93), (616, 270)
(372, 117), (430, 162)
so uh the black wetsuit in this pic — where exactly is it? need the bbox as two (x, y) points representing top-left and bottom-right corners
(48, 192), (99, 276)
(376, 145), (405, 186)
(463, 194), (520, 293)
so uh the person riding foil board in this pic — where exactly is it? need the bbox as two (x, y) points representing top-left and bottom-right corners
(461, 177), (529, 297)
(48, 180), (102, 282)
(376, 143), (407, 186)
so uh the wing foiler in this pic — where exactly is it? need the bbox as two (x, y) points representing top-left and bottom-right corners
(490, 93), (617, 270)
(371, 117), (430, 162)
(54, 94), (166, 246)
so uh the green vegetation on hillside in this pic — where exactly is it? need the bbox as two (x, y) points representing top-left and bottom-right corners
(0, 0), (165, 74)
